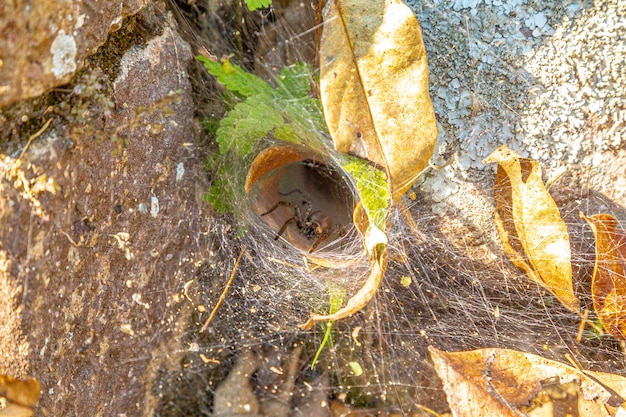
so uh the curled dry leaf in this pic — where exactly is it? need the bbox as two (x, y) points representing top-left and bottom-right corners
(301, 203), (388, 329)
(246, 146), (388, 328)
(319, 0), (438, 201)
(581, 213), (626, 340)
(245, 145), (359, 262)
(244, 145), (322, 193)
(212, 349), (261, 416)
(483, 145), (580, 313)
(429, 346), (626, 417)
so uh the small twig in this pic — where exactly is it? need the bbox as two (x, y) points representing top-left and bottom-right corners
(60, 230), (79, 247)
(267, 256), (306, 271)
(414, 404), (443, 417)
(576, 307), (604, 342)
(397, 198), (422, 239)
(200, 245), (247, 333)
(19, 119), (52, 160)
(576, 308), (589, 343)
(564, 352), (582, 371)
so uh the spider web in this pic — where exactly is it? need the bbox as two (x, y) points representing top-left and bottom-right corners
(155, 0), (626, 415)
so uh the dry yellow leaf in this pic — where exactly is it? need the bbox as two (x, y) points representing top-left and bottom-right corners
(483, 145), (579, 313)
(245, 146), (388, 329)
(586, 369), (626, 403)
(0, 404), (37, 417)
(0, 375), (40, 412)
(319, 0), (438, 201)
(246, 146), (388, 327)
(429, 346), (625, 417)
(581, 213), (626, 340)
(245, 145), (361, 263)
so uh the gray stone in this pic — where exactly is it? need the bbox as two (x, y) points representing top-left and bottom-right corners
(0, 0), (149, 107)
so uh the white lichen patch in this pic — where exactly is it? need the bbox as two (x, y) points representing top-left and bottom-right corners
(150, 193), (159, 218)
(74, 14), (86, 31)
(50, 30), (77, 79)
(176, 162), (185, 182)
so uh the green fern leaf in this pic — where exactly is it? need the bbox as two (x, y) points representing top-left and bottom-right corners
(197, 56), (273, 98)
(199, 57), (328, 215)
(216, 96), (284, 156)
(275, 63), (312, 98)
(281, 97), (326, 139)
(244, 0), (271, 10)
(204, 177), (233, 214)
(275, 64), (326, 135)
(273, 124), (301, 144)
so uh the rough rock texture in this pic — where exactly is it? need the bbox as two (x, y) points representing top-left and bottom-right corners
(0, 4), (208, 415)
(0, 0), (149, 107)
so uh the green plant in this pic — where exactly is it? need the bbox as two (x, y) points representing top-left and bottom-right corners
(198, 55), (388, 227)
(311, 284), (346, 369)
(243, 0), (271, 11)
(197, 57), (324, 214)
(343, 158), (389, 230)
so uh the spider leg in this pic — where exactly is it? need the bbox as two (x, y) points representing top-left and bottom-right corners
(275, 216), (297, 241)
(308, 223), (348, 253)
(278, 189), (305, 198)
(260, 201), (297, 217)
(308, 229), (329, 253)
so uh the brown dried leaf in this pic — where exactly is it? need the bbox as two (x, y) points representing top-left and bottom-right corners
(246, 146), (389, 327)
(581, 213), (626, 340)
(319, 0), (438, 201)
(483, 145), (580, 313)
(0, 375), (40, 410)
(212, 350), (261, 416)
(586, 369), (626, 402)
(429, 346), (625, 417)
(246, 145), (361, 264)
(245, 145), (321, 193)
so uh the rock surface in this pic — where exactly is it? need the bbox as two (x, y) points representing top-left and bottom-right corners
(0, 0), (149, 107)
(0, 4), (208, 415)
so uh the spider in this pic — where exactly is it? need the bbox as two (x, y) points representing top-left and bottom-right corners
(261, 191), (334, 253)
